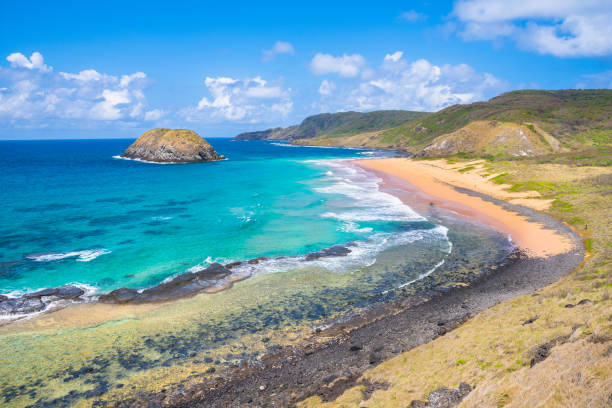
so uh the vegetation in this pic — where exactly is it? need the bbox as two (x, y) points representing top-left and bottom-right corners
(233, 110), (428, 141)
(239, 90), (612, 159)
(299, 151), (612, 408)
(376, 90), (612, 153)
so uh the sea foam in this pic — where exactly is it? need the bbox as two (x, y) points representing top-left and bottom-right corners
(26, 249), (110, 262)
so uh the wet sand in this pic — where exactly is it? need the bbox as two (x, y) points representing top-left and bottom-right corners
(354, 158), (574, 258)
(111, 159), (583, 408)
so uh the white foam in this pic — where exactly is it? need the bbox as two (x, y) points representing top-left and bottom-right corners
(309, 159), (425, 223)
(187, 256), (230, 274)
(26, 249), (110, 262)
(0, 283), (99, 321)
(229, 226), (448, 279)
(151, 216), (172, 221)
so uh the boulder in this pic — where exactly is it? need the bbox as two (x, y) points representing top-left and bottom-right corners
(120, 128), (224, 163)
(0, 298), (45, 315)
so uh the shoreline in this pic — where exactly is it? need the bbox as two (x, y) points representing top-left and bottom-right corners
(354, 158), (574, 258)
(110, 158), (583, 407)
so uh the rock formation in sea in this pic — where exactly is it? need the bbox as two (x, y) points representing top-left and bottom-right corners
(120, 128), (224, 163)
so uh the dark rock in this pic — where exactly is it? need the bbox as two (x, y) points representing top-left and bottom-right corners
(577, 299), (592, 305)
(522, 316), (538, 325)
(0, 297), (45, 315)
(427, 382), (472, 408)
(305, 245), (351, 261)
(349, 344), (362, 352)
(24, 288), (59, 298)
(564, 303), (575, 308)
(98, 263), (231, 304)
(225, 262), (243, 269)
(529, 344), (551, 367)
(99, 288), (140, 304)
(205, 367), (216, 374)
(0, 295), (7, 302)
(24, 285), (84, 300)
(57, 285), (85, 299)
(247, 257), (268, 265)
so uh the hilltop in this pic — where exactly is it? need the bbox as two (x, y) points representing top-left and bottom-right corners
(234, 110), (427, 141)
(121, 128), (223, 163)
(237, 90), (612, 159)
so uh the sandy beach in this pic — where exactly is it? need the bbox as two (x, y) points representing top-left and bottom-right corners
(354, 158), (575, 258)
(118, 158), (583, 408)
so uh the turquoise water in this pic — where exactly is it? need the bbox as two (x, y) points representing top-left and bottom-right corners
(0, 139), (447, 300)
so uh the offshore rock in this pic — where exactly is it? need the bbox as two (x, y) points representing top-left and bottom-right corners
(120, 128), (223, 163)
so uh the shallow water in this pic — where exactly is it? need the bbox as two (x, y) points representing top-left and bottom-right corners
(0, 139), (514, 406)
(0, 139), (436, 297)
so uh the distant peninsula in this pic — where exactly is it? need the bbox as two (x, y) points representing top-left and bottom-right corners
(120, 128), (223, 163)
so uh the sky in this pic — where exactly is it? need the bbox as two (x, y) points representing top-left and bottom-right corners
(1, 0), (611, 139)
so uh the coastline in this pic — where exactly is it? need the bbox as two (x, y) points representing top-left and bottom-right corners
(354, 158), (574, 258)
(109, 158), (583, 407)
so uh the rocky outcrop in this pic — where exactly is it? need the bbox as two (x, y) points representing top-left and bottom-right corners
(0, 284), (85, 315)
(120, 128), (223, 163)
(99, 263), (232, 304)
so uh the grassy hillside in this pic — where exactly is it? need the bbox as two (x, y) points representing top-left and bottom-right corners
(376, 90), (612, 154)
(299, 153), (612, 408)
(287, 90), (612, 158)
(234, 110), (428, 141)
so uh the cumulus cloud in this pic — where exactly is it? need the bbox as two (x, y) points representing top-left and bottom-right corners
(6, 52), (52, 72)
(452, 0), (612, 57)
(310, 53), (366, 78)
(0, 52), (162, 128)
(316, 52), (508, 112)
(398, 10), (428, 22)
(262, 41), (295, 62)
(181, 76), (292, 123)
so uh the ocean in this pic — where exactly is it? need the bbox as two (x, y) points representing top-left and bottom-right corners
(0, 138), (516, 406)
(0, 139), (448, 302)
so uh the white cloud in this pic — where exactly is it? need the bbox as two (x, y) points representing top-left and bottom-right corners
(60, 69), (103, 82)
(0, 52), (158, 128)
(262, 41), (295, 62)
(452, 0), (612, 57)
(318, 80), (336, 96)
(144, 109), (166, 121)
(6, 52), (52, 72)
(316, 53), (507, 112)
(310, 53), (366, 78)
(398, 10), (427, 22)
(182, 75), (292, 123)
(384, 51), (403, 62)
(575, 70), (612, 89)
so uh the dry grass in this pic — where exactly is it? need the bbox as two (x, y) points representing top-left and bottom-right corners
(298, 161), (612, 408)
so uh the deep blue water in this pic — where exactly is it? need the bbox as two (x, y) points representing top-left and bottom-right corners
(0, 139), (447, 297)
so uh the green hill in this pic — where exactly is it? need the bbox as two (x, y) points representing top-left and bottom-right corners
(233, 110), (428, 141)
(377, 89), (612, 154)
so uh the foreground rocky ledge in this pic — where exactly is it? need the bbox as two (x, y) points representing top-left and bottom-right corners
(120, 128), (223, 163)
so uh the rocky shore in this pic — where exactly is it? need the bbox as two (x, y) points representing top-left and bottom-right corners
(1, 242), (359, 317)
(107, 189), (583, 408)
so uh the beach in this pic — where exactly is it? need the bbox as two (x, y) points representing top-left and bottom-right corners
(119, 158), (583, 407)
(354, 158), (574, 258)
(0, 154), (584, 407)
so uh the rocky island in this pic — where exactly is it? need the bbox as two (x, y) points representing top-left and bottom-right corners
(120, 128), (224, 163)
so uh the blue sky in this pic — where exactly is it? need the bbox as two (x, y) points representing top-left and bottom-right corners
(1, 0), (611, 139)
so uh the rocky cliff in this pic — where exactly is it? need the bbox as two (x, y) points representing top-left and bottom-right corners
(121, 128), (223, 163)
